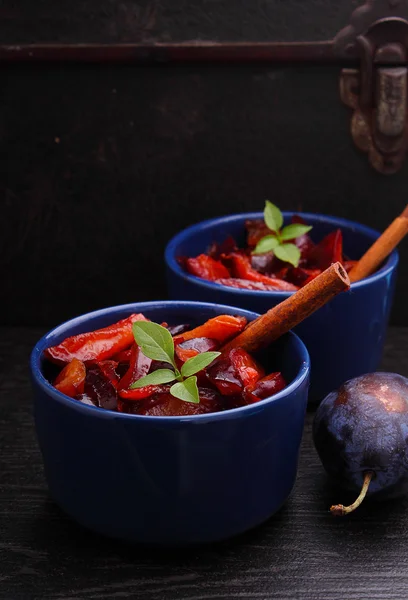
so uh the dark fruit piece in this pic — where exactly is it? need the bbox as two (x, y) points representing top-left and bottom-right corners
(97, 360), (120, 387)
(117, 344), (152, 391)
(243, 372), (286, 403)
(313, 372), (408, 515)
(135, 387), (224, 416)
(116, 361), (131, 379)
(229, 348), (265, 387)
(208, 235), (238, 259)
(118, 385), (171, 411)
(308, 229), (343, 271)
(175, 337), (219, 362)
(291, 215), (316, 261)
(84, 365), (118, 411)
(287, 267), (321, 287)
(149, 360), (175, 372)
(165, 323), (191, 336)
(245, 219), (270, 247)
(206, 349), (264, 396)
(206, 355), (242, 396)
(250, 252), (276, 274)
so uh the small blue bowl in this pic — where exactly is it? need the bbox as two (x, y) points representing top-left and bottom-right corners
(165, 213), (398, 403)
(30, 301), (310, 546)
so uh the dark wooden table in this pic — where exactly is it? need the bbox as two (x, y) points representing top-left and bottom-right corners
(2, 327), (408, 600)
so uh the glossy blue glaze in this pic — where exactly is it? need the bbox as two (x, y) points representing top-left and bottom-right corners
(30, 301), (310, 546)
(165, 213), (399, 403)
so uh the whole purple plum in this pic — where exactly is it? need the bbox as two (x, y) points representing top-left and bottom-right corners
(313, 372), (408, 516)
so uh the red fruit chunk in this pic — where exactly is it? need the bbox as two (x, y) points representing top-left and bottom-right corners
(137, 387), (224, 417)
(174, 314), (247, 345)
(118, 385), (172, 413)
(343, 260), (358, 273)
(175, 337), (219, 362)
(185, 254), (230, 281)
(117, 343), (152, 391)
(208, 235), (238, 259)
(84, 365), (118, 411)
(208, 349), (272, 398)
(119, 385), (160, 401)
(215, 277), (298, 292)
(54, 358), (86, 398)
(243, 372), (287, 403)
(112, 347), (133, 362)
(118, 395), (160, 414)
(97, 360), (120, 387)
(229, 348), (265, 388)
(206, 357), (242, 396)
(44, 313), (148, 365)
(251, 254), (293, 283)
(308, 230), (343, 271)
(226, 252), (298, 290)
(245, 219), (270, 247)
(287, 267), (322, 287)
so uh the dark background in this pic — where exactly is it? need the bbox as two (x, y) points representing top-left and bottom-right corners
(2, 0), (407, 328)
(1, 0), (359, 43)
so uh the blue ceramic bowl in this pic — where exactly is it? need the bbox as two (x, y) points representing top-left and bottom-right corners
(165, 213), (398, 403)
(30, 301), (310, 546)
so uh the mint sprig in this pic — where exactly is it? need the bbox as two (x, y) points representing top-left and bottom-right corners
(131, 321), (221, 404)
(252, 201), (312, 267)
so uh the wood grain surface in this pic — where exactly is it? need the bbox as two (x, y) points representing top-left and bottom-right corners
(1, 326), (408, 599)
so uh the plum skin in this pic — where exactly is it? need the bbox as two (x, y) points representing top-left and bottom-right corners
(313, 372), (408, 500)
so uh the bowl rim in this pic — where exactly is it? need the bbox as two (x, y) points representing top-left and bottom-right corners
(164, 211), (399, 298)
(30, 300), (310, 423)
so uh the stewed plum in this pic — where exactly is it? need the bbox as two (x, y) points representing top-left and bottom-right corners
(44, 312), (287, 417)
(180, 206), (357, 291)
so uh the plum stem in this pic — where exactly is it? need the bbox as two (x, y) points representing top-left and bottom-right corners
(330, 472), (374, 517)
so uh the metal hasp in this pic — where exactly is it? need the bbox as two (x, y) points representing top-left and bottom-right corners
(335, 0), (408, 174)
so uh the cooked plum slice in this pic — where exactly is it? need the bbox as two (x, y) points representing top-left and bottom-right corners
(84, 365), (118, 411)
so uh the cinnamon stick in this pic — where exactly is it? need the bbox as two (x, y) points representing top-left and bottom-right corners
(348, 205), (408, 283)
(222, 262), (350, 354)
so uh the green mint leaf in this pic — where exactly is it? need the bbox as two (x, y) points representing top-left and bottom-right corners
(274, 243), (301, 267)
(280, 224), (312, 241)
(129, 369), (177, 389)
(132, 321), (175, 366)
(170, 376), (200, 404)
(253, 235), (280, 255)
(264, 200), (283, 233)
(181, 351), (221, 378)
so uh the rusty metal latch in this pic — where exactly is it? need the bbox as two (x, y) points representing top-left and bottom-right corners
(335, 1), (408, 174)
